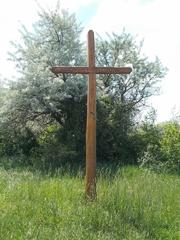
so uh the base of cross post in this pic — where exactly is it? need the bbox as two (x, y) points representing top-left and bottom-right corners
(85, 179), (96, 201)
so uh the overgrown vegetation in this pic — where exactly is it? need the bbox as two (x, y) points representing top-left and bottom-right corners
(138, 121), (180, 173)
(0, 5), (179, 239)
(0, 5), (171, 170)
(0, 166), (179, 240)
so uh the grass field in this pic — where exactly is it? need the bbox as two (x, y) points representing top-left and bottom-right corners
(0, 166), (179, 239)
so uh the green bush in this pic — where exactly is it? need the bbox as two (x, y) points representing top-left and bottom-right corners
(138, 122), (180, 173)
(33, 124), (80, 170)
(160, 123), (180, 171)
(0, 126), (38, 157)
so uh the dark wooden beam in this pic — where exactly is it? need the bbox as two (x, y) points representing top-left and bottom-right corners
(51, 66), (132, 75)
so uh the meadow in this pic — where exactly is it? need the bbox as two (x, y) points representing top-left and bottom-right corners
(0, 166), (179, 240)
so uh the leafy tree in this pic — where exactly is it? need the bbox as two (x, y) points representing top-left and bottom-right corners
(0, 6), (167, 166)
(1, 7), (86, 160)
(95, 32), (166, 162)
(8, 7), (86, 125)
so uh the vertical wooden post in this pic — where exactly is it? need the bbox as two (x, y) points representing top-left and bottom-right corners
(85, 30), (96, 200)
(51, 29), (132, 200)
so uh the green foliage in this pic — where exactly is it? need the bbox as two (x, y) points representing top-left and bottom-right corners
(0, 166), (179, 239)
(159, 123), (180, 171)
(0, 124), (38, 157)
(0, 5), (166, 166)
(94, 32), (166, 163)
(1, 6), (86, 163)
(138, 121), (180, 173)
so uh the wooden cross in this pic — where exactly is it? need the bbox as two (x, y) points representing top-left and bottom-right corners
(51, 30), (132, 200)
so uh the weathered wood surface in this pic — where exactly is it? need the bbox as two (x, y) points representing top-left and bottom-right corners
(52, 67), (89, 74)
(51, 66), (132, 75)
(85, 30), (96, 200)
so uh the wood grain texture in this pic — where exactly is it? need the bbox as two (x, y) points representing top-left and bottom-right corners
(85, 30), (96, 200)
(51, 67), (88, 74)
(51, 66), (132, 75)
(95, 67), (132, 74)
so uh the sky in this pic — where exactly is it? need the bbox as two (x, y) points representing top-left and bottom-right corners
(0, 0), (179, 122)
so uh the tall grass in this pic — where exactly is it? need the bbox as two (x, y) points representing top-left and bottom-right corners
(0, 166), (179, 239)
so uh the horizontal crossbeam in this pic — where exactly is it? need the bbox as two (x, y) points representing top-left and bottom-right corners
(51, 66), (132, 75)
